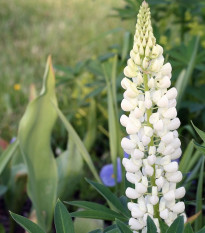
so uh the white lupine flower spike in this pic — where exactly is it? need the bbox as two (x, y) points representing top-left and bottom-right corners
(120, 1), (186, 231)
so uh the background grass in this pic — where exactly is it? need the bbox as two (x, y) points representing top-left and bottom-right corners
(0, 0), (131, 140)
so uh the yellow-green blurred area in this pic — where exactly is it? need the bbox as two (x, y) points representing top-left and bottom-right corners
(0, 0), (131, 139)
(1, 0), (205, 140)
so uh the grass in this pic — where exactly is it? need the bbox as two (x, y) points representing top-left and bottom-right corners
(0, 0), (130, 140)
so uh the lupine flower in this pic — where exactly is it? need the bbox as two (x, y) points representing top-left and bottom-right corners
(120, 1), (186, 232)
(100, 158), (122, 187)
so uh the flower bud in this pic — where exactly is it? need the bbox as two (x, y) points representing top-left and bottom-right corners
(161, 132), (174, 144)
(163, 107), (177, 119)
(129, 218), (144, 230)
(160, 209), (169, 220)
(147, 154), (156, 165)
(145, 165), (154, 176)
(123, 158), (141, 173)
(121, 77), (132, 89)
(124, 66), (138, 78)
(120, 114), (129, 127)
(136, 183), (147, 194)
(164, 162), (178, 173)
(126, 171), (142, 184)
(121, 99), (135, 111)
(175, 187), (186, 199)
(121, 138), (136, 150)
(168, 118), (180, 130)
(170, 148), (182, 160)
(166, 87), (177, 99)
(150, 196), (159, 205)
(171, 202), (185, 214)
(157, 95), (168, 108)
(166, 171), (182, 183)
(158, 76), (171, 89)
(156, 177), (164, 188)
(164, 190), (175, 201)
(126, 187), (141, 199)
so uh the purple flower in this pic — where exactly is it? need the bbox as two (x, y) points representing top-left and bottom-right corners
(100, 158), (122, 187)
(10, 137), (16, 144)
(124, 151), (129, 158)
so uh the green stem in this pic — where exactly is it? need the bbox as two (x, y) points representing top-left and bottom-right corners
(143, 73), (159, 219)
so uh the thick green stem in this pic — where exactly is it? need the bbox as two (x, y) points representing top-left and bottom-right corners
(143, 73), (159, 219)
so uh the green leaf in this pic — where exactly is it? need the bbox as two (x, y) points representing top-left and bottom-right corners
(56, 138), (83, 200)
(53, 104), (101, 183)
(105, 229), (120, 233)
(54, 200), (74, 233)
(175, 36), (200, 107)
(192, 122), (205, 143)
(121, 32), (130, 62)
(194, 156), (205, 231)
(89, 230), (103, 233)
(0, 139), (19, 175)
(197, 226), (205, 233)
(71, 210), (121, 221)
(116, 219), (132, 233)
(166, 216), (184, 233)
(103, 57), (119, 184)
(159, 220), (169, 232)
(18, 56), (58, 231)
(66, 201), (126, 220)
(147, 216), (158, 233)
(10, 212), (45, 233)
(179, 140), (195, 173)
(74, 217), (103, 233)
(194, 143), (205, 154)
(85, 179), (130, 218)
(184, 223), (194, 233)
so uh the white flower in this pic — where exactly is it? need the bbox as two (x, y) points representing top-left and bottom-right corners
(120, 1), (185, 231)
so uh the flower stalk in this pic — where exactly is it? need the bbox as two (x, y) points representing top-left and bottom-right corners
(120, 1), (186, 232)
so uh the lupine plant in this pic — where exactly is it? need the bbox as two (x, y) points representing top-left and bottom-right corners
(1, 1), (205, 233)
(120, 1), (186, 231)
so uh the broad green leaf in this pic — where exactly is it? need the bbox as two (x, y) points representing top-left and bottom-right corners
(85, 179), (130, 218)
(184, 223), (194, 233)
(10, 212), (45, 233)
(74, 217), (103, 233)
(166, 216), (184, 233)
(179, 140), (194, 173)
(194, 156), (204, 231)
(18, 56), (58, 231)
(53, 105), (101, 183)
(0, 140), (19, 175)
(147, 216), (157, 233)
(71, 210), (121, 221)
(105, 229), (120, 233)
(175, 36), (200, 107)
(192, 122), (205, 143)
(54, 200), (74, 233)
(193, 142), (205, 154)
(66, 201), (126, 220)
(56, 138), (83, 200)
(116, 219), (132, 233)
(197, 226), (205, 233)
(104, 57), (119, 184)
(159, 220), (169, 232)
(89, 230), (103, 233)
(104, 224), (117, 232)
